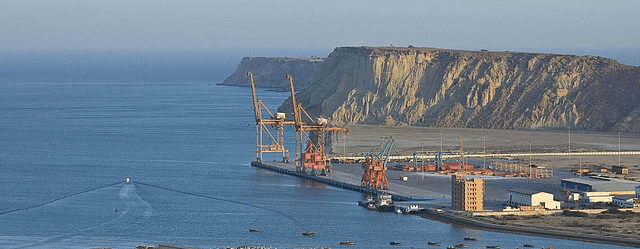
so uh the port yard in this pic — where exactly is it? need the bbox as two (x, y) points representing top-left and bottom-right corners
(258, 124), (640, 210)
(247, 74), (640, 247)
(253, 124), (640, 247)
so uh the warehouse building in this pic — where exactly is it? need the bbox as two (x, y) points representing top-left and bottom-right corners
(506, 189), (561, 210)
(561, 176), (639, 192)
(612, 195), (638, 208)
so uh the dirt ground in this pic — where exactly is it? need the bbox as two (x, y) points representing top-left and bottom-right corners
(485, 209), (640, 241)
(337, 124), (640, 244)
(337, 124), (640, 179)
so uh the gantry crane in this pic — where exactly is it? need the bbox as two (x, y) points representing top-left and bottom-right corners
(287, 75), (348, 176)
(361, 137), (399, 190)
(249, 72), (295, 163)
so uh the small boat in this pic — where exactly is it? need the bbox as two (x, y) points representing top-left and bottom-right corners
(447, 247), (455, 249)
(464, 237), (477, 241)
(455, 244), (468, 248)
(523, 244), (535, 248)
(249, 228), (262, 232)
(389, 241), (402, 245)
(339, 241), (355, 245)
(302, 232), (316, 236)
(428, 241), (441, 245)
(486, 246), (500, 249)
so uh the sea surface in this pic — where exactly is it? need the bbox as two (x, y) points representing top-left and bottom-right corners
(0, 51), (634, 248)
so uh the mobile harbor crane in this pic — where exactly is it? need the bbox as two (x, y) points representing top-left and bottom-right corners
(361, 137), (399, 190)
(287, 75), (348, 176)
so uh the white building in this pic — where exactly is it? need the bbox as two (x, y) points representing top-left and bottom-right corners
(581, 192), (613, 203)
(612, 195), (638, 208)
(506, 189), (561, 210)
(578, 191), (636, 203)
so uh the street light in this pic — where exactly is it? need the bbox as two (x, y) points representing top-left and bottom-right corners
(619, 132), (622, 167)
(568, 127), (571, 160)
(421, 142), (424, 180)
(483, 134), (486, 168)
(529, 140), (532, 178)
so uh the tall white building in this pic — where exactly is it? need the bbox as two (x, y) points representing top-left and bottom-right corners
(506, 189), (560, 210)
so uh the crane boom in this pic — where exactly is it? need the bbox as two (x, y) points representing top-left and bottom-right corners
(287, 74), (302, 129)
(248, 72), (261, 123)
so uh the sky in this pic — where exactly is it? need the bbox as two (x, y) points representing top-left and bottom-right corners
(1, 0), (639, 55)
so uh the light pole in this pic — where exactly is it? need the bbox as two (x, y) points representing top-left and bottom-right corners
(483, 134), (486, 168)
(421, 142), (424, 180)
(343, 132), (346, 156)
(440, 130), (443, 153)
(529, 140), (532, 178)
(619, 132), (621, 167)
(568, 127), (571, 160)
(579, 154), (582, 177)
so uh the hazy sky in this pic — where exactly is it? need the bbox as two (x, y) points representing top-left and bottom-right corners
(1, 0), (639, 51)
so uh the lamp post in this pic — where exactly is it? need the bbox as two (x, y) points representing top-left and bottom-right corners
(440, 130), (443, 153)
(529, 140), (532, 178)
(619, 132), (621, 167)
(343, 132), (346, 156)
(579, 154), (582, 177)
(483, 134), (486, 168)
(421, 142), (424, 180)
(568, 127), (571, 160)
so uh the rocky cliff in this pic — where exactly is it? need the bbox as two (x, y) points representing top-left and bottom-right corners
(219, 57), (323, 90)
(278, 47), (640, 132)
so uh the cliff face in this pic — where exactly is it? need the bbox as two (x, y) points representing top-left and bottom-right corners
(219, 57), (323, 90)
(279, 47), (640, 132)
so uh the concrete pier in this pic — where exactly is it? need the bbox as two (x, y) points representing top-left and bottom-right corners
(251, 161), (445, 203)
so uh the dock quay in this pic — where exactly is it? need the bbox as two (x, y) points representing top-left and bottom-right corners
(251, 161), (443, 203)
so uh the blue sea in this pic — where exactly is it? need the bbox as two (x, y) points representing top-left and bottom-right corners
(0, 50), (634, 248)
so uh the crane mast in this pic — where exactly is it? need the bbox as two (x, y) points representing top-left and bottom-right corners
(249, 72), (294, 163)
(287, 75), (347, 175)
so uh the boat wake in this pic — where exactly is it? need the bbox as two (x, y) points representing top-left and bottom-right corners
(0, 181), (151, 249)
(133, 180), (305, 231)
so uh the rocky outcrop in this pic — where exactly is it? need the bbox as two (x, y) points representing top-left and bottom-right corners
(278, 47), (640, 132)
(219, 57), (323, 90)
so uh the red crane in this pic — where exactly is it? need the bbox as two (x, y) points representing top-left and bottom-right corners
(361, 137), (398, 190)
(287, 75), (347, 175)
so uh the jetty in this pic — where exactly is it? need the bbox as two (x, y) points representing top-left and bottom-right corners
(252, 161), (442, 203)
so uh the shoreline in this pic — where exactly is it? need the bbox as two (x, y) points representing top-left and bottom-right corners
(418, 208), (640, 248)
(258, 160), (640, 248)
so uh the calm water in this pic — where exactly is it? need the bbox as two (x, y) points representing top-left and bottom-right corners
(0, 52), (634, 249)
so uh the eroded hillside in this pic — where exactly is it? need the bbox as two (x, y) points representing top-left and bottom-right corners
(279, 47), (640, 132)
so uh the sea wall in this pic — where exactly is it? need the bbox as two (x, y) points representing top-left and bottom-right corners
(279, 47), (640, 132)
